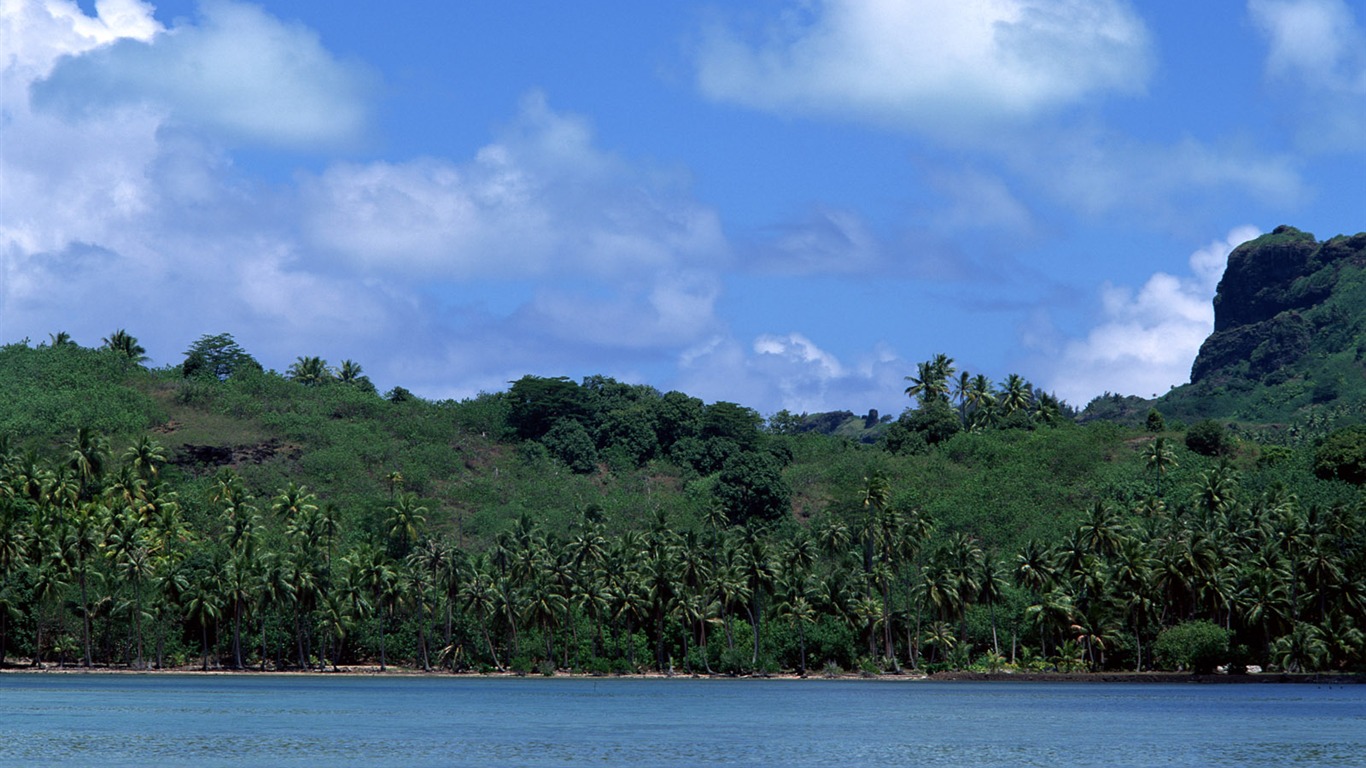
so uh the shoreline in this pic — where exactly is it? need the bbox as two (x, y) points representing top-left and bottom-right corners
(3, 661), (1361, 684)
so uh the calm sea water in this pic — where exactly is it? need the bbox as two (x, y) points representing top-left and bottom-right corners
(1, 674), (1362, 767)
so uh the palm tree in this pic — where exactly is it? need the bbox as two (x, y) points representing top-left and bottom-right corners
(977, 556), (1009, 656)
(101, 329), (147, 362)
(999, 374), (1032, 416)
(1078, 501), (1127, 559)
(402, 557), (436, 671)
(105, 509), (153, 667)
(122, 437), (166, 484)
(1143, 437), (1177, 497)
(67, 428), (110, 501)
(737, 535), (777, 667)
(385, 493), (428, 559)
(1273, 621), (1329, 672)
(1111, 541), (1156, 670)
(31, 558), (69, 667)
(904, 355), (954, 407)
(1024, 589), (1075, 659)
(270, 482), (319, 524)
(920, 620), (956, 664)
(1015, 539), (1057, 596)
(63, 501), (104, 667)
(778, 591), (817, 675)
(337, 359), (365, 384)
(950, 371), (972, 424)
(223, 551), (257, 669)
(459, 558), (505, 671)
(358, 549), (397, 671)
(287, 356), (333, 386)
(965, 374), (996, 425)
(183, 567), (224, 671)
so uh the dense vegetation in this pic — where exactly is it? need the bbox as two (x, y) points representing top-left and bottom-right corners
(0, 332), (1362, 676)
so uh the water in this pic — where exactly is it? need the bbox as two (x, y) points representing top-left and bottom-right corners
(1, 675), (1363, 767)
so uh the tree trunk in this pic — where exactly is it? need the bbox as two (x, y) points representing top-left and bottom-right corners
(80, 570), (92, 668)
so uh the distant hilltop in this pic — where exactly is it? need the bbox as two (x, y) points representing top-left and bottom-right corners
(1082, 225), (1366, 427)
(1192, 225), (1366, 387)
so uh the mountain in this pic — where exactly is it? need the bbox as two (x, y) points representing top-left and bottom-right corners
(1084, 225), (1366, 428)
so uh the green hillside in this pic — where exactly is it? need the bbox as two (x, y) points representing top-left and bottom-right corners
(2, 258), (1364, 676)
(1092, 227), (1366, 434)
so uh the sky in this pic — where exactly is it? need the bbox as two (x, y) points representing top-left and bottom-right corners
(2, 0), (1364, 417)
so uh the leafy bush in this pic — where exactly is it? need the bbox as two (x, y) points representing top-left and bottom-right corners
(1313, 425), (1366, 484)
(1154, 620), (1230, 673)
(1185, 419), (1231, 457)
(1145, 408), (1166, 432)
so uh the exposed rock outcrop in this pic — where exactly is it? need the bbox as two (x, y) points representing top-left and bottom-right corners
(1190, 226), (1366, 385)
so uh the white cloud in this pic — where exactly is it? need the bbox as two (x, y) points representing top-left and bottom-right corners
(516, 271), (722, 350)
(0, 0), (161, 87)
(695, 0), (1152, 139)
(302, 93), (727, 281)
(677, 332), (906, 415)
(1248, 0), (1366, 152)
(0, 2), (735, 406)
(1039, 225), (1262, 404)
(29, 0), (373, 148)
(1002, 128), (1307, 225)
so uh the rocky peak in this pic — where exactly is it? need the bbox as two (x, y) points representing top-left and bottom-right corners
(1191, 226), (1366, 385)
(1212, 225), (1319, 332)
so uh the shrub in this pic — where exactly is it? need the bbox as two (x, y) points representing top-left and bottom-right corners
(1185, 419), (1231, 457)
(1313, 425), (1366, 484)
(1154, 620), (1230, 673)
(1145, 408), (1166, 432)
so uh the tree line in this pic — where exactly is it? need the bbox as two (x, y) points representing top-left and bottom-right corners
(1, 426), (1361, 675)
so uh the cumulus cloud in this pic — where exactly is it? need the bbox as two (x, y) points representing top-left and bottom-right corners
(301, 92), (727, 281)
(0, 1), (735, 405)
(695, 0), (1152, 139)
(677, 332), (906, 415)
(1248, 0), (1366, 152)
(1038, 226), (1262, 405)
(29, 0), (373, 149)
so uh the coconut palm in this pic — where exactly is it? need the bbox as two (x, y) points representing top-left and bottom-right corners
(999, 374), (1032, 416)
(67, 428), (110, 501)
(62, 501), (105, 667)
(1143, 437), (1178, 497)
(336, 359), (365, 384)
(459, 557), (504, 670)
(101, 329), (147, 362)
(903, 355), (954, 407)
(385, 493), (428, 559)
(183, 567), (224, 671)
(977, 557), (1009, 656)
(287, 356), (333, 386)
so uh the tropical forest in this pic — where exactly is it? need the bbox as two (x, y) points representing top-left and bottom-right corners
(1, 227), (1364, 678)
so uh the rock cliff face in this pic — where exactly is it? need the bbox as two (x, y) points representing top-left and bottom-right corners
(1190, 226), (1366, 385)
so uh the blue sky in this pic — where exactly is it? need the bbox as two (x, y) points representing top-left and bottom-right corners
(2, 0), (1363, 417)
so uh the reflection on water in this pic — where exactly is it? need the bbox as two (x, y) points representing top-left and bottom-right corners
(1, 676), (1363, 767)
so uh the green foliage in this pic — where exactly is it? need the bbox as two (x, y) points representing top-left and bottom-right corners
(182, 333), (261, 381)
(714, 452), (791, 525)
(1153, 620), (1231, 674)
(1313, 425), (1366, 483)
(507, 376), (590, 440)
(542, 419), (599, 474)
(1185, 419), (1231, 457)
(0, 342), (164, 439)
(1145, 408), (1165, 432)
(3, 329), (1365, 677)
(902, 400), (961, 445)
